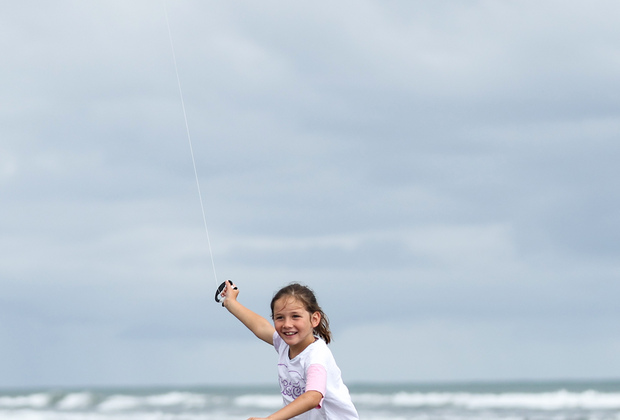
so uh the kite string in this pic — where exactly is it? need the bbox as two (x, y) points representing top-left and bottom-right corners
(163, 2), (219, 286)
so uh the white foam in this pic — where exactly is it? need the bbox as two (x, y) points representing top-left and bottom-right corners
(97, 392), (209, 411)
(97, 395), (141, 411)
(0, 393), (51, 408)
(352, 390), (620, 410)
(144, 392), (207, 408)
(0, 410), (235, 420)
(57, 392), (94, 410)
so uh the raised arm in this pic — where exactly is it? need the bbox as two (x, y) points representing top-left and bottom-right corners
(221, 281), (275, 345)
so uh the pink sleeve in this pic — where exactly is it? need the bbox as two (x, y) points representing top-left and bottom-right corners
(306, 364), (327, 408)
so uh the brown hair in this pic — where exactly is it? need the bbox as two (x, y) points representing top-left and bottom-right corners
(270, 283), (332, 344)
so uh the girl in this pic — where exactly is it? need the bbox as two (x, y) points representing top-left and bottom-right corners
(221, 281), (359, 420)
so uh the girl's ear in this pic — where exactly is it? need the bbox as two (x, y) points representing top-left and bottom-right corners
(311, 311), (321, 328)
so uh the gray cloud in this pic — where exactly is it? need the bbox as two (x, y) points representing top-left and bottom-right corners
(2, 0), (620, 387)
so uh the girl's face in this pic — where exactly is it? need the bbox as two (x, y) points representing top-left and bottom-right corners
(273, 296), (320, 357)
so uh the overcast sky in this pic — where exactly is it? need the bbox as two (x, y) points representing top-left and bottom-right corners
(2, 0), (620, 389)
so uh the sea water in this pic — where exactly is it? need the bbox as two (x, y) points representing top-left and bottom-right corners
(2, 380), (620, 420)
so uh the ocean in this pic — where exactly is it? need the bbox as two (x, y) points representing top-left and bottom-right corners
(2, 380), (620, 420)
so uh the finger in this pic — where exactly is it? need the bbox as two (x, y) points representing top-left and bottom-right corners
(221, 280), (238, 308)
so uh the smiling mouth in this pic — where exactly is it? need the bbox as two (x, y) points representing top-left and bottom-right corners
(283, 332), (297, 336)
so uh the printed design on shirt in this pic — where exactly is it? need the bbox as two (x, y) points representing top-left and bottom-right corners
(278, 364), (306, 399)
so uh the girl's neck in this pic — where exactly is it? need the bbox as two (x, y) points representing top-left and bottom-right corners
(288, 336), (317, 359)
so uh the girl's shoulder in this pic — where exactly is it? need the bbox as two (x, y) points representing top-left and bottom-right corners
(300, 337), (335, 364)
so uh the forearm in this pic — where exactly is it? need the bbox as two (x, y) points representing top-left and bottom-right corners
(225, 299), (274, 344)
(267, 391), (323, 420)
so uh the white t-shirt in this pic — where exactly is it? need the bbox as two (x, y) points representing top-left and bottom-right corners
(273, 331), (359, 420)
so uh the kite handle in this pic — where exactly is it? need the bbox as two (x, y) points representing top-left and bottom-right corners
(215, 280), (236, 304)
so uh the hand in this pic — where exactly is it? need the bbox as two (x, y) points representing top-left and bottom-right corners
(221, 279), (239, 308)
